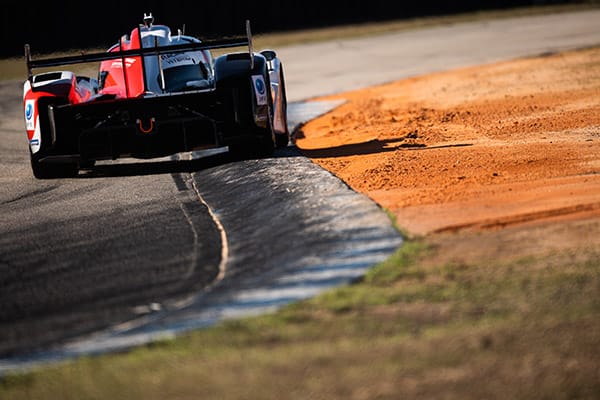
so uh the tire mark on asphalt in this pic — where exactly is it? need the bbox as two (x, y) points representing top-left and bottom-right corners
(1, 186), (59, 205)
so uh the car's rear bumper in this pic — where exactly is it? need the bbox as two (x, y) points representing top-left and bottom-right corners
(43, 88), (264, 161)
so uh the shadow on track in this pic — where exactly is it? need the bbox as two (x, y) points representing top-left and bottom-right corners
(77, 145), (304, 179)
(81, 152), (231, 179)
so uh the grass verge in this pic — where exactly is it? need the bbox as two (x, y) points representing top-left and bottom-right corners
(1, 229), (598, 399)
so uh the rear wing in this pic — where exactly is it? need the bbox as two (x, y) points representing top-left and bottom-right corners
(25, 20), (255, 90)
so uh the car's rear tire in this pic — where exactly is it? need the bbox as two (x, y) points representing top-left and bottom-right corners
(229, 121), (275, 160)
(28, 98), (79, 179)
(256, 100), (276, 158)
(229, 76), (275, 159)
(274, 131), (289, 148)
(30, 149), (78, 179)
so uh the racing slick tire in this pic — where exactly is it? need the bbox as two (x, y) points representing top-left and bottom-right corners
(27, 97), (79, 179)
(229, 73), (276, 159)
(229, 107), (275, 160)
(248, 63), (276, 158)
(30, 149), (78, 179)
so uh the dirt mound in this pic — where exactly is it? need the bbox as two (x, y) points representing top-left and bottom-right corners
(295, 47), (600, 236)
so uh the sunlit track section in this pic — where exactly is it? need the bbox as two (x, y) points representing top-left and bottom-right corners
(128, 146), (405, 340)
(0, 154), (402, 374)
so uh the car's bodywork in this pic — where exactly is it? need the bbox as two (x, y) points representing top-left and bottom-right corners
(23, 13), (289, 178)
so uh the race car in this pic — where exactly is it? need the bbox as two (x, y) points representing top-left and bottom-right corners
(23, 13), (289, 179)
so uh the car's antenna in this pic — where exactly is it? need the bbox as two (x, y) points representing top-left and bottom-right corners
(246, 20), (253, 70)
(24, 44), (32, 82)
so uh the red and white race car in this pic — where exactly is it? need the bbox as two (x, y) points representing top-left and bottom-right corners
(23, 13), (289, 178)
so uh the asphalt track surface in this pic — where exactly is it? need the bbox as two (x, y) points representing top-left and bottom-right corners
(1, 9), (599, 373)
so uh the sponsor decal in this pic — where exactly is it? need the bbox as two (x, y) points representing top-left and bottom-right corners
(251, 75), (267, 105)
(30, 139), (39, 146)
(25, 100), (35, 131)
(161, 53), (197, 66)
(255, 77), (265, 94)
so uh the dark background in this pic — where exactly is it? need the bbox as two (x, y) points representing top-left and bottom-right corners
(0, 0), (586, 57)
